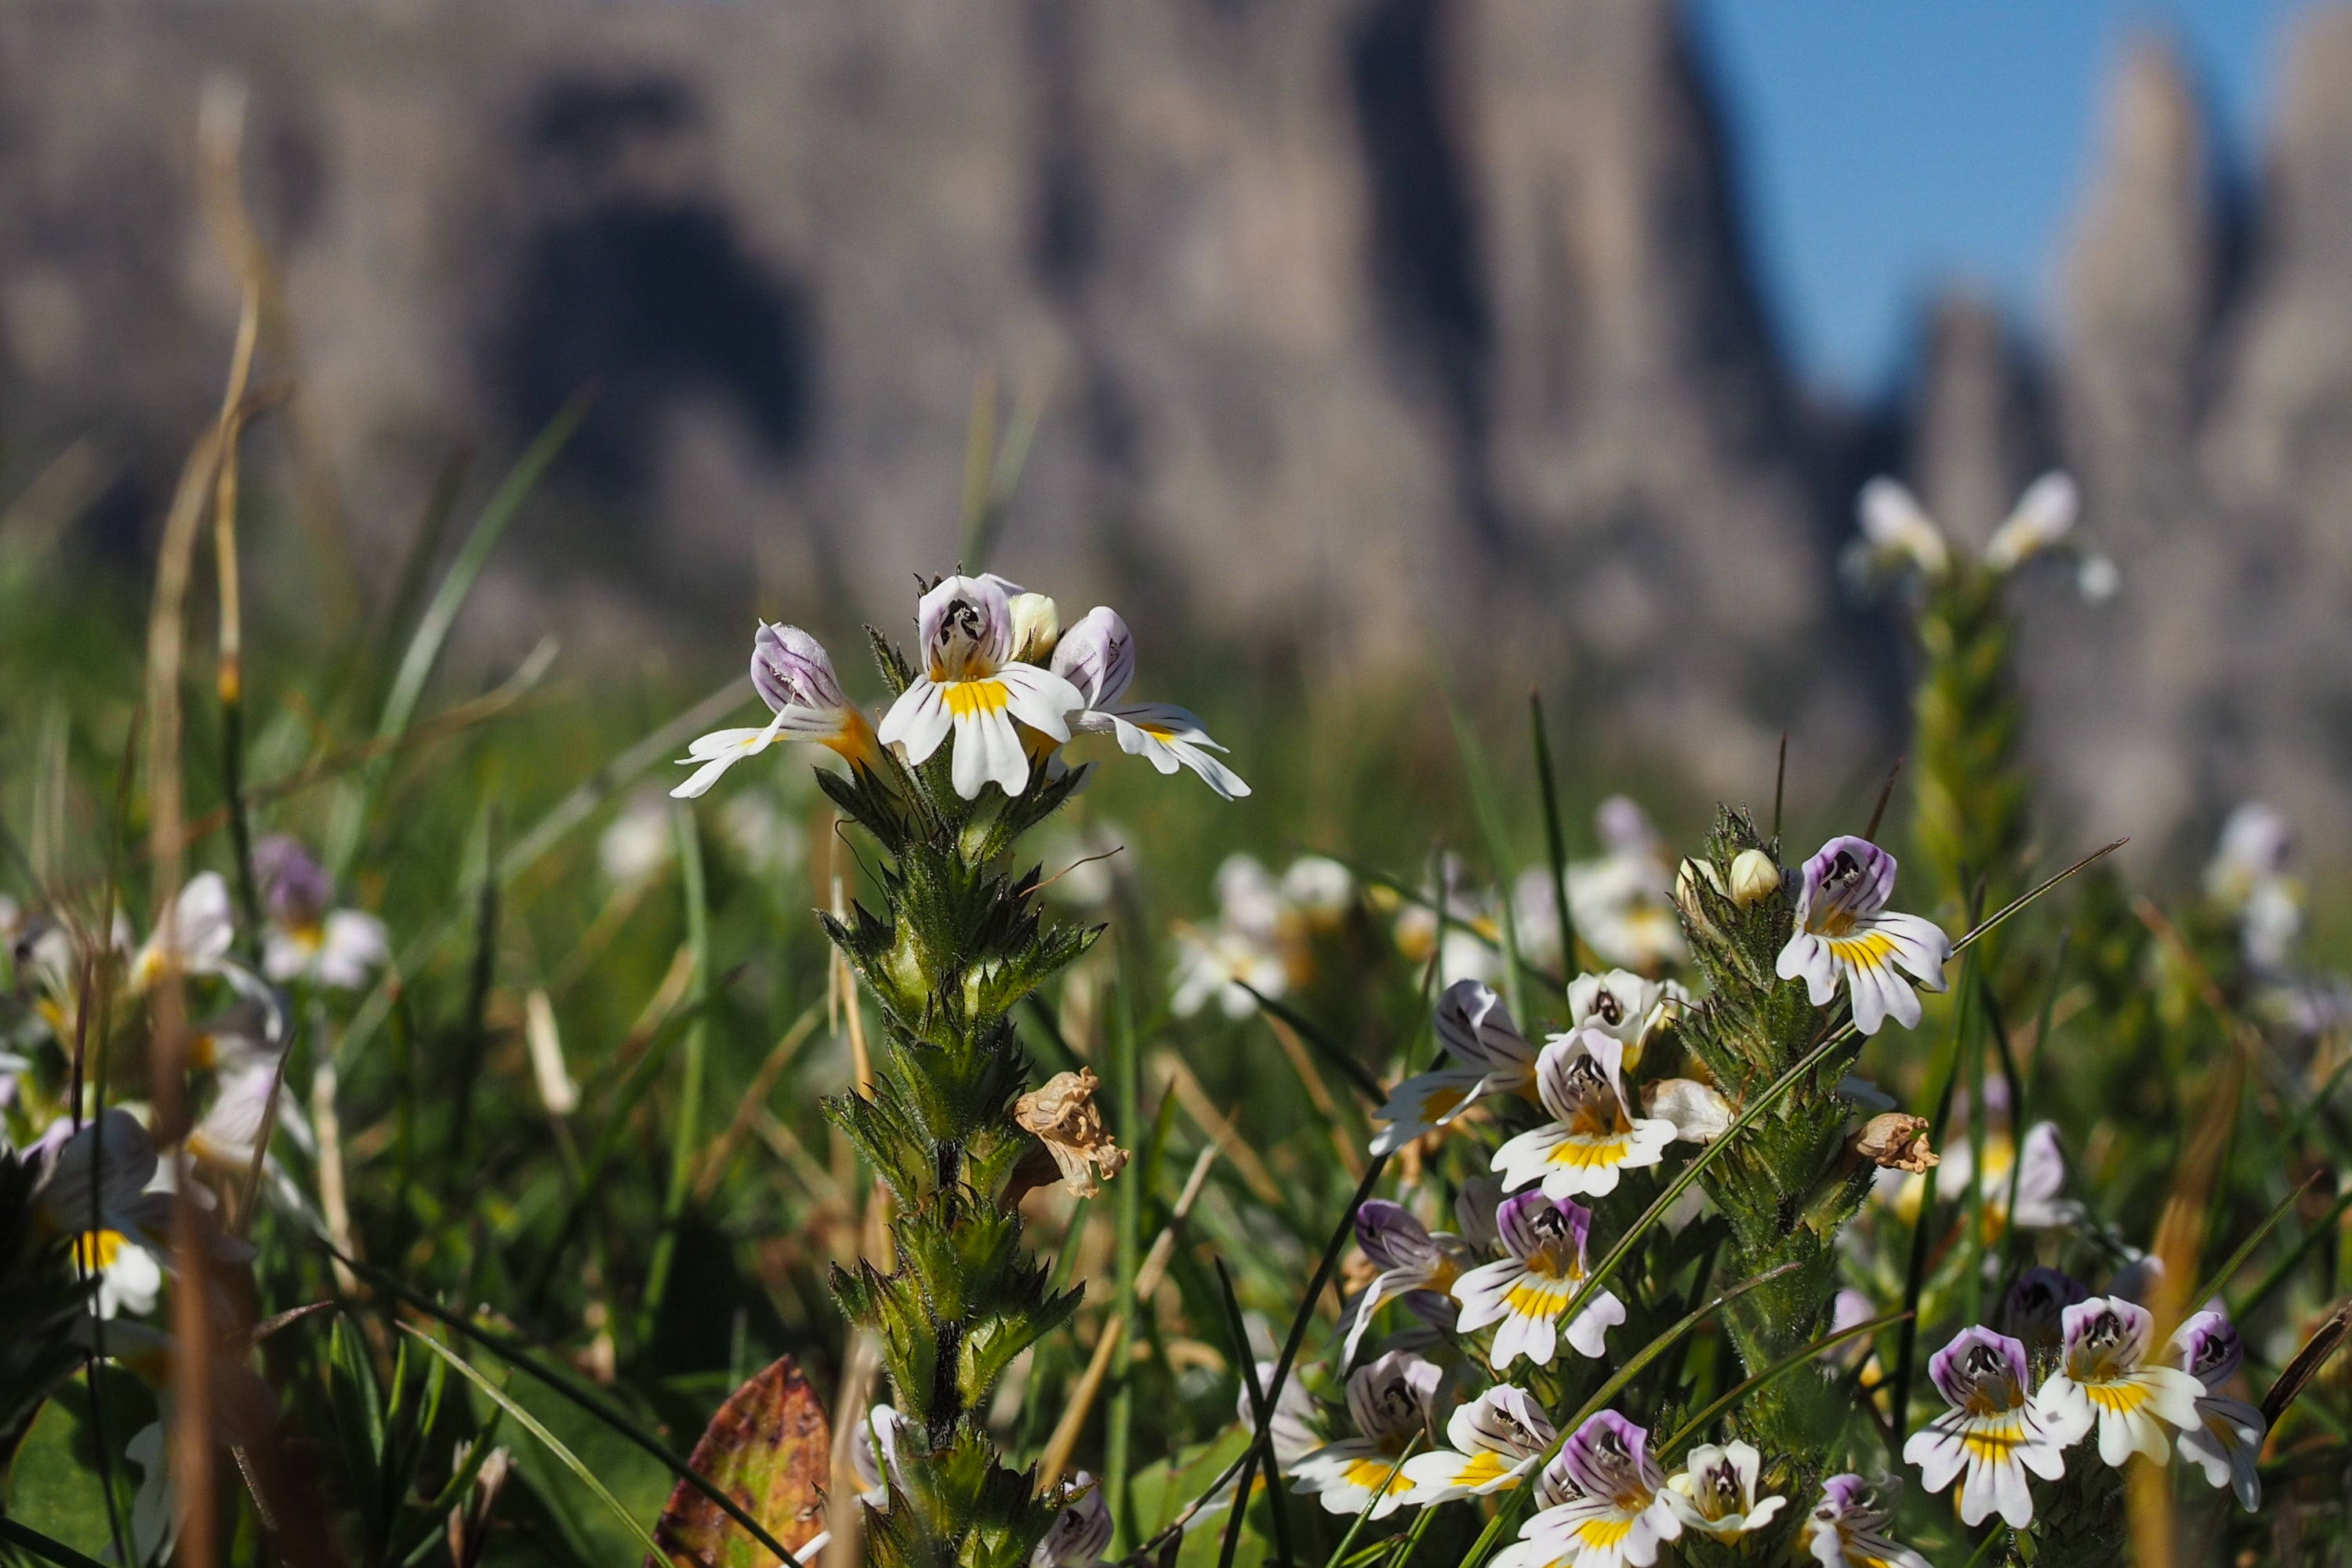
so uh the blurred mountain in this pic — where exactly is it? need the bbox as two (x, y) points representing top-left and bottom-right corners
(0, 0), (2347, 863)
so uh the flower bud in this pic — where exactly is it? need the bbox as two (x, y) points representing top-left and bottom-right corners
(1007, 593), (1062, 662)
(1853, 1112), (1937, 1173)
(1673, 858), (1726, 942)
(750, 622), (851, 714)
(1643, 1078), (1733, 1144)
(1727, 848), (1781, 907)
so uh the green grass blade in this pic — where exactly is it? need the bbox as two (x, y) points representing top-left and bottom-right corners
(330, 1248), (803, 1568)
(2189, 1173), (2322, 1313)
(328, 395), (588, 881)
(399, 1326), (665, 1560)
(641, 800), (712, 1344)
(2230, 1185), (2352, 1323)
(1660, 1310), (1912, 1457)
(0, 1518), (111, 1568)
(1446, 697), (1525, 1029)
(1528, 689), (1577, 978)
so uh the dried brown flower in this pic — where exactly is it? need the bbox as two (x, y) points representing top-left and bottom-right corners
(1012, 1067), (1130, 1198)
(1854, 1112), (1938, 1174)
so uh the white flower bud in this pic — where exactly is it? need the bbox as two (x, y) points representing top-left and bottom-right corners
(1728, 848), (1781, 907)
(1007, 593), (1062, 662)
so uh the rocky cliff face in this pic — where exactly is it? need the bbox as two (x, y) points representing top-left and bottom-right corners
(1, 0), (2348, 862)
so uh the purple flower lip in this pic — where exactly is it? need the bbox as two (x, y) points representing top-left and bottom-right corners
(1495, 1191), (1592, 1265)
(1798, 834), (1898, 931)
(1562, 1410), (1656, 1505)
(1355, 1200), (1437, 1272)
(253, 833), (332, 925)
(750, 622), (849, 714)
(1926, 1325), (2030, 1413)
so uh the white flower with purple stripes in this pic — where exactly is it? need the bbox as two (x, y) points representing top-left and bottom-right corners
(1802, 1475), (1930, 1568)
(1399, 1385), (1556, 1505)
(1495, 1413), (1682, 1568)
(1371, 980), (1537, 1155)
(2166, 1310), (2267, 1511)
(1491, 1027), (1675, 1201)
(1341, 1200), (1473, 1367)
(877, 575), (1084, 800)
(1290, 1351), (1441, 1520)
(1051, 605), (1247, 800)
(1775, 837), (1951, 1036)
(1450, 1192), (1624, 1370)
(2033, 1296), (2201, 1468)
(1903, 1327), (2067, 1528)
(1663, 1440), (1784, 1538)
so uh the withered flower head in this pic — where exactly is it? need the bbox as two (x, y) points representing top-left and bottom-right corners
(1013, 1067), (1130, 1198)
(1854, 1112), (1938, 1174)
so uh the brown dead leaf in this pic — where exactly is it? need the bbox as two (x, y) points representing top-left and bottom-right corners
(648, 1356), (831, 1568)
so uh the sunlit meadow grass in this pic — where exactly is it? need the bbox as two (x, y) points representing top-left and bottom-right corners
(2, 350), (2350, 1568)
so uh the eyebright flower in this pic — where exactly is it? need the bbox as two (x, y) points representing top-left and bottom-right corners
(1451, 1192), (1624, 1370)
(877, 575), (1084, 800)
(1011, 1068), (1129, 1200)
(1371, 979), (1536, 1155)
(34, 1109), (176, 1258)
(1290, 1350), (1442, 1519)
(1981, 472), (2079, 573)
(1904, 1327), (2067, 1528)
(1664, 1439), (1785, 1538)
(1341, 1200), (1472, 1367)
(129, 872), (237, 993)
(1568, 800), (1687, 972)
(1775, 837), (1951, 1036)
(187, 1060), (314, 1173)
(1399, 1385), (1556, 1504)
(2002, 1267), (2088, 1353)
(71, 1223), (165, 1319)
(253, 836), (388, 990)
(675, 622), (881, 799)
(1802, 1475), (1930, 1568)
(1566, 971), (1686, 1075)
(2165, 1310), (2266, 1511)
(2033, 1296), (2202, 1469)
(1236, 1358), (1324, 1468)
(1498, 1412), (1681, 1568)
(1051, 606), (1247, 800)
(1852, 477), (1950, 579)
(1032, 1472), (1112, 1568)
(1491, 1027), (1675, 1201)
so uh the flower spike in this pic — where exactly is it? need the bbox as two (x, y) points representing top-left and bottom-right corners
(1775, 836), (1951, 1035)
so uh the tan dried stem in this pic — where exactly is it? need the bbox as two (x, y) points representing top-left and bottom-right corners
(146, 415), (223, 1568)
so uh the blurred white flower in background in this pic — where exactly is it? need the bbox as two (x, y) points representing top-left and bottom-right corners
(599, 792), (677, 887)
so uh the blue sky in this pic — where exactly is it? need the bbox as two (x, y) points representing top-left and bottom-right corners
(1687, 0), (2303, 393)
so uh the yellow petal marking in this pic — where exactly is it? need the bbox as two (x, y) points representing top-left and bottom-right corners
(1576, 1516), (1635, 1548)
(1548, 1134), (1634, 1168)
(942, 680), (1013, 720)
(1824, 929), (1898, 967)
(1960, 1416), (2027, 1465)
(1503, 1277), (1579, 1319)
(2085, 1380), (2154, 1415)
(1340, 1457), (1413, 1495)
(74, 1230), (127, 1271)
